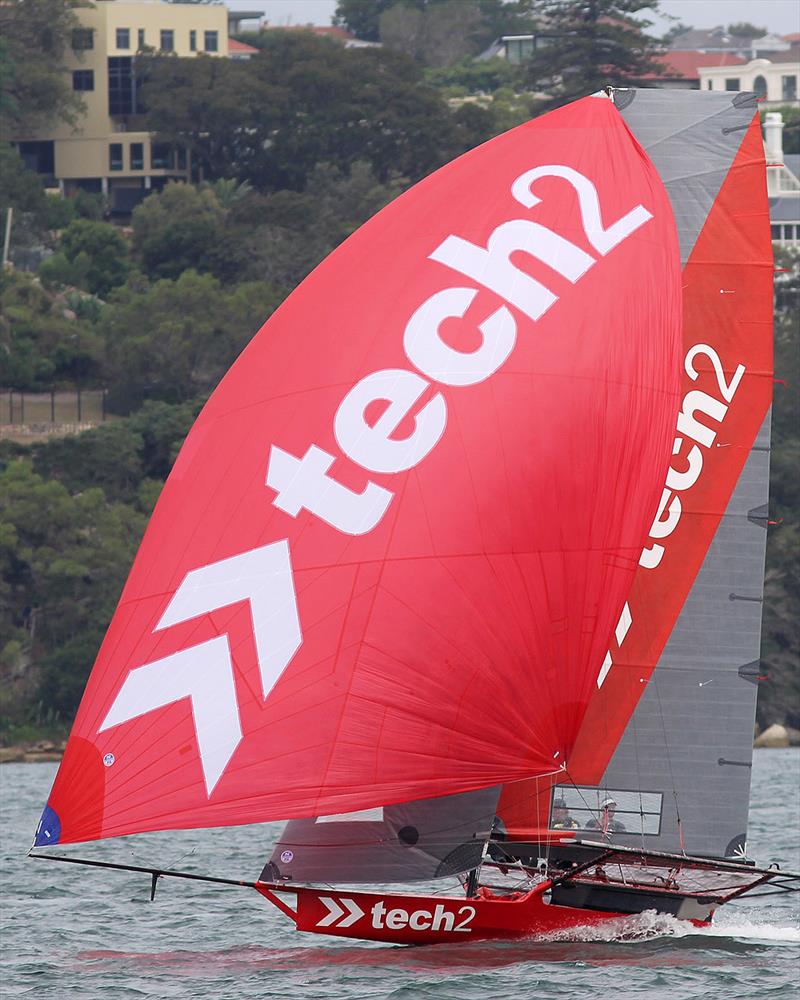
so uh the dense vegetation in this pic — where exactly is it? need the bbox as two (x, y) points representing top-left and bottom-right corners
(0, 0), (797, 742)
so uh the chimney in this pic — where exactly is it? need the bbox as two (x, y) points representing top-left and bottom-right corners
(764, 111), (784, 163)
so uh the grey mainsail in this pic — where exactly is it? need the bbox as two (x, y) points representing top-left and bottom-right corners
(588, 90), (772, 858)
(263, 786), (500, 884)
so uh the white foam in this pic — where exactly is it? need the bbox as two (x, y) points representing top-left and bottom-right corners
(539, 909), (800, 944)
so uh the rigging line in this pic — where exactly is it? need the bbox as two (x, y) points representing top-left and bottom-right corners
(652, 676), (685, 855)
(566, 773), (603, 831)
(629, 702), (648, 853)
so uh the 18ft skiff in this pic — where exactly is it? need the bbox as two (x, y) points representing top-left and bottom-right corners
(30, 87), (798, 945)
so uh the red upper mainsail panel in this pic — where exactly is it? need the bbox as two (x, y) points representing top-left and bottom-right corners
(567, 111), (773, 781)
(38, 96), (682, 846)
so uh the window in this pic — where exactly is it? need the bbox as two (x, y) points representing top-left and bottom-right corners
(771, 224), (781, 240)
(203, 30), (218, 52)
(160, 29), (174, 52)
(725, 78), (741, 91)
(151, 143), (174, 170)
(176, 146), (187, 170)
(71, 28), (94, 50)
(16, 140), (55, 176)
(109, 143), (124, 171)
(72, 70), (94, 92)
(108, 56), (136, 115)
(753, 75), (767, 100)
(116, 27), (130, 49)
(783, 75), (798, 102)
(130, 142), (144, 170)
(137, 28), (146, 49)
(189, 29), (197, 51)
(550, 786), (663, 836)
(504, 37), (533, 64)
(706, 79), (713, 90)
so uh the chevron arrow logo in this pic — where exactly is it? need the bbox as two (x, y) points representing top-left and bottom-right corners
(317, 896), (365, 928)
(99, 540), (302, 794)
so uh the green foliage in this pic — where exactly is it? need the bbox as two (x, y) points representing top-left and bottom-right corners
(0, 460), (147, 723)
(41, 193), (76, 231)
(762, 106), (800, 156)
(140, 34), (496, 191)
(378, 0), (489, 67)
(334, 0), (399, 40)
(425, 56), (524, 93)
(31, 422), (145, 504)
(335, 0), (533, 51)
(0, 0), (84, 134)
(521, 0), (665, 108)
(758, 256), (800, 727)
(0, 269), (103, 389)
(40, 219), (131, 297)
(130, 181), (250, 283)
(727, 22), (767, 38)
(236, 161), (405, 288)
(102, 270), (281, 408)
(137, 53), (264, 184)
(0, 142), (46, 217)
(72, 188), (106, 221)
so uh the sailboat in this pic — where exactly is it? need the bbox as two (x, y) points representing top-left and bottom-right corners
(31, 88), (798, 945)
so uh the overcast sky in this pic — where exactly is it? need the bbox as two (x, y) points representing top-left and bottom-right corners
(227, 0), (800, 36)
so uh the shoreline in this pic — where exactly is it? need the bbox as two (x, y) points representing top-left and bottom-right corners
(2, 732), (799, 764)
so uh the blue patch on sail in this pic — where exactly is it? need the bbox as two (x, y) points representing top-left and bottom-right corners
(34, 804), (61, 846)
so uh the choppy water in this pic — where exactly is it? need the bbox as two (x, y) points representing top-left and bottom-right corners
(2, 750), (799, 999)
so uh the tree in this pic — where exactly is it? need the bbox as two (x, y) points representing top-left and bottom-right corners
(727, 22), (767, 38)
(334, 0), (401, 40)
(40, 219), (130, 298)
(237, 161), (405, 288)
(0, 0), (84, 134)
(763, 106), (800, 156)
(378, 0), (535, 67)
(31, 422), (145, 504)
(757, 247), (800, 728)
(137, 53), (272, 184)
(0, 142), (46, 218)
(521, 0), (665, 108)
(0, 460), (147, 723)
(131, 182), (226, 280)
(0, 269), (103, 390)
(140, 34), (494, 192)
(101, 270), (282, 407)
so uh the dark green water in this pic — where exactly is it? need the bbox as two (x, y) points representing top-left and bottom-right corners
(2, 750), (798, 999)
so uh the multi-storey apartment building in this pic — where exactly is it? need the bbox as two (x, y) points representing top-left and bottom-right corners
(13, 0), (229, 214)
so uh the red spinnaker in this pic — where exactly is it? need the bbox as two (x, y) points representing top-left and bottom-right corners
(38, 97), (681, 846)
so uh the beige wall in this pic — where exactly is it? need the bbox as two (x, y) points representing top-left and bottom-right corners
(15, 0), (228, 184)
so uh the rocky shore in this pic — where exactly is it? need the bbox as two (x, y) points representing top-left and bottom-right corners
(0, 741), (67, 764)
(1, 727), (799, 763)
(753, 724), (800, 748)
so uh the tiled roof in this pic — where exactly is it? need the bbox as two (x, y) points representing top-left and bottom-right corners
(228, 38), (259, 54)
(756, 47), (800, 64)
(640, 50), (746, 81)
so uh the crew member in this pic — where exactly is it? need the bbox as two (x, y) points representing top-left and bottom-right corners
(586, 797), (626, 833)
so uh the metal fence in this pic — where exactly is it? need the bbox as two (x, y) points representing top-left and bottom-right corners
(0, 389), (108, 426)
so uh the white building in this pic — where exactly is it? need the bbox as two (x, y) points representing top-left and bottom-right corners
(764, 113), (800, 247)
(700, 51), (799, 108)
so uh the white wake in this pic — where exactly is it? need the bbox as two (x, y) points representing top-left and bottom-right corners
(540, 909), (800, 944)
